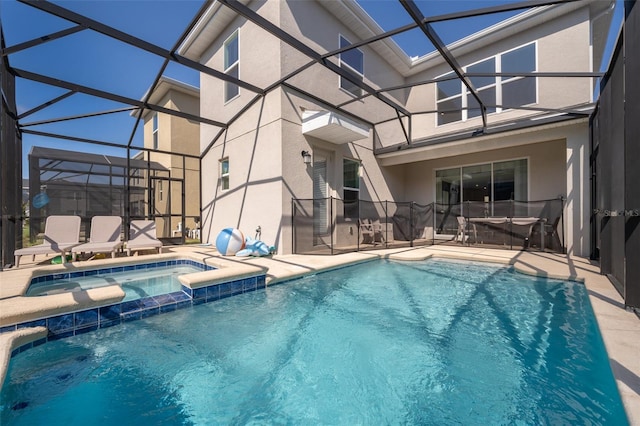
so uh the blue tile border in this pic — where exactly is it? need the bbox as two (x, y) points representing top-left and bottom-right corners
(6, 273), (267, 356)
(27, 259), (216, 293)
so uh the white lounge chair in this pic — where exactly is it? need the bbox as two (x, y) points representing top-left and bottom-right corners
(126, 220), (163, 256)
(71, 216), (123, 261)
(14, 215), (81, 268)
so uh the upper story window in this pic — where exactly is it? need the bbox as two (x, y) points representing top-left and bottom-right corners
(224, 30), (239, 102)
(501, 43), (536, 108)
(152, 113), (159, 150)
(220, 158), (229, 190)
(436, 42), (536, 126)
(339, 35), (364, 97)
(343, 158), (360, 219)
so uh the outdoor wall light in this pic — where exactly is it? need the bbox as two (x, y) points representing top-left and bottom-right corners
(301, 150), (312, 165)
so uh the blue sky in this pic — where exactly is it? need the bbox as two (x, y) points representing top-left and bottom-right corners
(0, 0), (624, 177)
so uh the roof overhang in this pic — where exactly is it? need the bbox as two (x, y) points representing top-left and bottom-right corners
(178, 0), (251, 61)
(133, 76), (199, 119)
(377, 115), (590, 166)
(302, 110), (370, 144)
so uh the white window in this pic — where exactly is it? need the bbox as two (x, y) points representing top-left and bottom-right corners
(466, 57), (497, 119)
(501, 43), (537, 108)
(339, 35), (364, 97)
(220, 158), (229, 190)
(224, 30), (239, 102)
(343, 158), (360, 219)
(152, 113), (159, 150)
(436, 42), (536, 125)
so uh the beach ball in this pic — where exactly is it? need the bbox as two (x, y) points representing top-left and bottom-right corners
(215, 228), (245, 256)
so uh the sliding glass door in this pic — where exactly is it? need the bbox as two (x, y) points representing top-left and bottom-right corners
(435, 159), (528, 234)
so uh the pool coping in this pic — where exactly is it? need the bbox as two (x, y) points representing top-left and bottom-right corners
(0, 245), (638, 423)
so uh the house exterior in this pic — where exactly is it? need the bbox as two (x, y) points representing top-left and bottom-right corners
(178, 0), (613, 256)
(138, 76), (201, 239)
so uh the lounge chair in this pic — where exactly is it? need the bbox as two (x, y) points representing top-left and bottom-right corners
(14, 215), (81, 268)
(71, 216), (123, 261)
(126, 220), (163, 256)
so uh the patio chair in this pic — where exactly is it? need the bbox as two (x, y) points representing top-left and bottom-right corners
(71, 216), (123, 261)
(172, 221), (183, 237)
(126, 220), (163, 256)
(14, 215), (81, 268)
(455, 216), (477, 244)
(360, 218), (385, 245)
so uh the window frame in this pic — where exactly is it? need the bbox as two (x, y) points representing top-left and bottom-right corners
(223, 29), (240, 103)
(342, 158), (361, 220)
(338, 35), (364, 98)
(434, 157), (530, 205)
(152, 113), (159, 150)
(435, 42), (537, 126)
(499, 42), (538, 110)
(220, 157), (230, 191)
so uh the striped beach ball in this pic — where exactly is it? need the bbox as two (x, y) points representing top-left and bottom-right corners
(215, 228), (245, 256)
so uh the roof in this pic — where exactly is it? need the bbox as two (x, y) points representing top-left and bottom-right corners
(179, 0), (614, 77)
(29, 146), (169, 172)
(134, 76), (200, 119)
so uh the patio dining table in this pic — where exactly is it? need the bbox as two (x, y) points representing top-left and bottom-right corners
(468, 216), (546, 249)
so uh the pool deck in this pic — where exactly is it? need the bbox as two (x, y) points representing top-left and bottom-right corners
(0, 245), (638, 424)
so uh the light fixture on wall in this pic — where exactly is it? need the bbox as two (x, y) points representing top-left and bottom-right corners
(301, 150), (312, 165)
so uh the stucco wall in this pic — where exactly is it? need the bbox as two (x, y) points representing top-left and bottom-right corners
(199, 1), (280, 129)
(200, 90), (284, 251)
(279, 0), (406, 126)
(403, 7), (592, 146)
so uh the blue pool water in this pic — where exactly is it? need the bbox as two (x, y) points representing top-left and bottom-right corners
(26, 261), (209, 301)
(1, 259), (627, 425)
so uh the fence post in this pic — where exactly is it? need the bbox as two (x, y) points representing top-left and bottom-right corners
(509, 199), (514, 250)
(561, 196), (566, 253)
(330, 196), (334, 255)
(431, 202), (435, 245)
(291, 198), (295, 255)
(357, 198), (361, 252)
(410, 202), (414, 247)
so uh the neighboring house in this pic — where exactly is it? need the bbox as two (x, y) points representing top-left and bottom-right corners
(178, 0), (613, 256)
(137, 76), (201, 239)
(25, 146), (166, 242)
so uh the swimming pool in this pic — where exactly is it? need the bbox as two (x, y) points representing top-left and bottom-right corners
(26, 260), (215, 301)
(1, 259), (627, 424)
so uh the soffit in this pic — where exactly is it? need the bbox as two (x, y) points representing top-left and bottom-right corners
(302, 110), (370, 144)
(147, 77), (199, 106)
(317, 0), (412, 75)
(377, 117), (588, 166)
(178, 0), (251, 61)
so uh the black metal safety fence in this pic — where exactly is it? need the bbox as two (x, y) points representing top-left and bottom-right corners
(435, 199), (565, 252)
(292, 198), (434, 255)
(292, 197), (564, 255)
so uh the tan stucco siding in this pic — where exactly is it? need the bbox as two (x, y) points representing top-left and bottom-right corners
(279, 0), (406, 125)
(199, 1), (281, 126)
(403, 7), (593, 146)
(200, 90), (283, 251)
